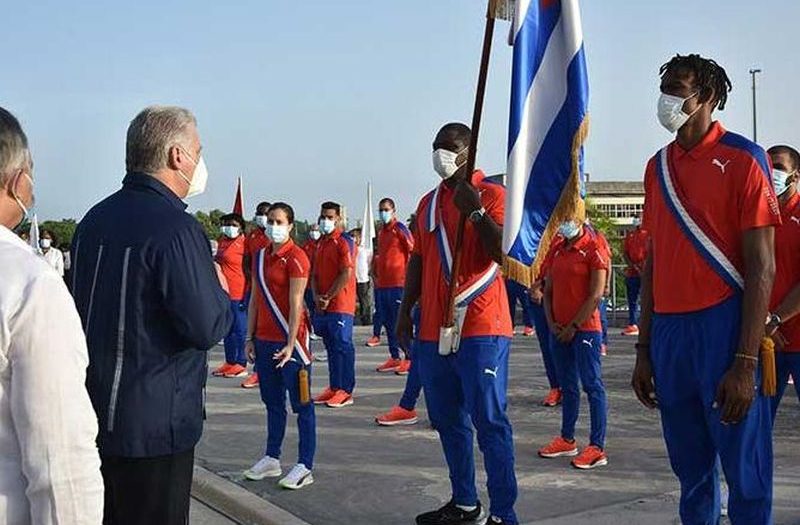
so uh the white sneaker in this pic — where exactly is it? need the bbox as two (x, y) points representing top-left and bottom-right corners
(310, 333), (321, 341)
(278, 463), (314, 490)
(243, 456), (282, 481)
(314, 353), (328, 362)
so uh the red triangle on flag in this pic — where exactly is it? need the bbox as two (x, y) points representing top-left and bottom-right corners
(233, 177), (244, 216)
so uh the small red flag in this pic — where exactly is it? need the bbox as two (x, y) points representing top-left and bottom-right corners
(232, 176), (244, 216)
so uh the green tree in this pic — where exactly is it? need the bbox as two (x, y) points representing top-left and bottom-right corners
(586, 198), (626, 309)
(194, 209), (226, 239)
(293, 219), (311, 243)
(40, 219), (78, 247)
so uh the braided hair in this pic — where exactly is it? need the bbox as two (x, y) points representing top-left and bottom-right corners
(660, 54), (733, 110)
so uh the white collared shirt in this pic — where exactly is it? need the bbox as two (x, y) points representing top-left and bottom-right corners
(0, 225), (103, 524)
(42, 247), (64, 277)
(355, 246), (372, 284)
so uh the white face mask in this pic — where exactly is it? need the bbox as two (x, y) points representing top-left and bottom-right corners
(558, 220), (581, 240)
(658, 92), (701, 134)
(319, 218), (336, 235)
(39, 238), (52, 250)
(177, 147), (208, 198)
(266, 223), (290, 244)
(254, 214), (269, 229)
(220, 225), (239, 239)
(432, 148), (465, 179)
(309, 230), (321, 241)
(772, 169), (796, 196)
(12, 172), (34, 229)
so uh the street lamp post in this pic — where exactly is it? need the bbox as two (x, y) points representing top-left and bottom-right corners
(749, 68), (762, 143)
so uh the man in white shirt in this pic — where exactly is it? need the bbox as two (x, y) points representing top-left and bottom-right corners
(0, 107), (103, 523)
(39, 229), (65, 277)
(351, 228), (374, 326)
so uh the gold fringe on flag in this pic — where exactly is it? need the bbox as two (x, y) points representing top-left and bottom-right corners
(502, 115), (591, 288)
(760, 336), (777, 397)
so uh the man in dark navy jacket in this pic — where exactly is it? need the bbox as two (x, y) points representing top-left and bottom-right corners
(71, 106), (231, 525)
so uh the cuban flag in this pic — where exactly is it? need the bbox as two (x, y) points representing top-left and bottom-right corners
(502, 0), (589, 286)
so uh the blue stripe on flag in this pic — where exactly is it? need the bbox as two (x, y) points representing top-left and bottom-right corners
(506, 45), (589, 266)
(508, 0), (563, 151)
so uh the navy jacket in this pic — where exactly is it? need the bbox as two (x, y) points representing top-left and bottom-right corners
(71, 173), (231, 458)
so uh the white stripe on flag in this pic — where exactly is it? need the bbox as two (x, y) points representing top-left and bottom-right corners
(513, 0), (533, 40)
(504, 0), (584, 253)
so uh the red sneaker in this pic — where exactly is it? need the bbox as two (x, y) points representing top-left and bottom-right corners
(313, 387), (337, 405)
(538, 436), (579, 458)
(572, 445), (608, 470)
(541, 388), (562, 407)
(212, 363), (233, 377)
(621, 325), (640, 336)
(376, 406), (418, 426)
(326, 390), (353, 408)
(376, 358), (402, 373)
(366, 336), (381, 347)
(223, 364), (248, 378)
(522, 326), (535, 337)
(600, 344), (608, 357)
(395, 359), (411, 376)
(240, 373), (259, 389)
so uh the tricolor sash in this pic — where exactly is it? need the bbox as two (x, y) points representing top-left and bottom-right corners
(257, 248), (312, 365)
(426, 184), (500, 354)
(655, 147), (744, 292)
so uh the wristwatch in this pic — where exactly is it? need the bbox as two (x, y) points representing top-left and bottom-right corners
(767, 313), (782, 326)
(469, 207), (486, 223)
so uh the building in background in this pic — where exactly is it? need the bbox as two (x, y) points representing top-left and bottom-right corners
(586, 180), (644, 232)
(486, 174), (644, 239)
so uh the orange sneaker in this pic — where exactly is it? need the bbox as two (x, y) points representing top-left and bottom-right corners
(572, 445), (608, 470)
(376, 406), (418, 426)
(212, 363), (234, 376)
(376, 358), (402, 373)
(538, 436), (579, 458)
(621, 324), (640, 336)
(366, 336), (381, 347)
(313, 387), (337, 405)
(223, 364), (248, 378)
(395, 359), (411, 376)
(326, 390), (353, 408)
(522, 326), (535, 337)
(541, 388), (562, 407)
(240, 373), (259, 389)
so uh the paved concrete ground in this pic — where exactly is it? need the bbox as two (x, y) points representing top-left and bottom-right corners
(196, 327), (800, 525)
(191, 498), (239, 525)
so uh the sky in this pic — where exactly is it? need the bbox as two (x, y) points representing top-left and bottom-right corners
(2, 0), (799, 225)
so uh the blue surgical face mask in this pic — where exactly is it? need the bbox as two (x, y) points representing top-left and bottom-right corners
(319, 218), (336, 235)
(772, 169), (796, 196)
(379, 210), (394, 224)
(220, 225), (240, 239)
(254, 214), (269, 229)
(265, 223), (290, 244)
(558, 220), (581, 240)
